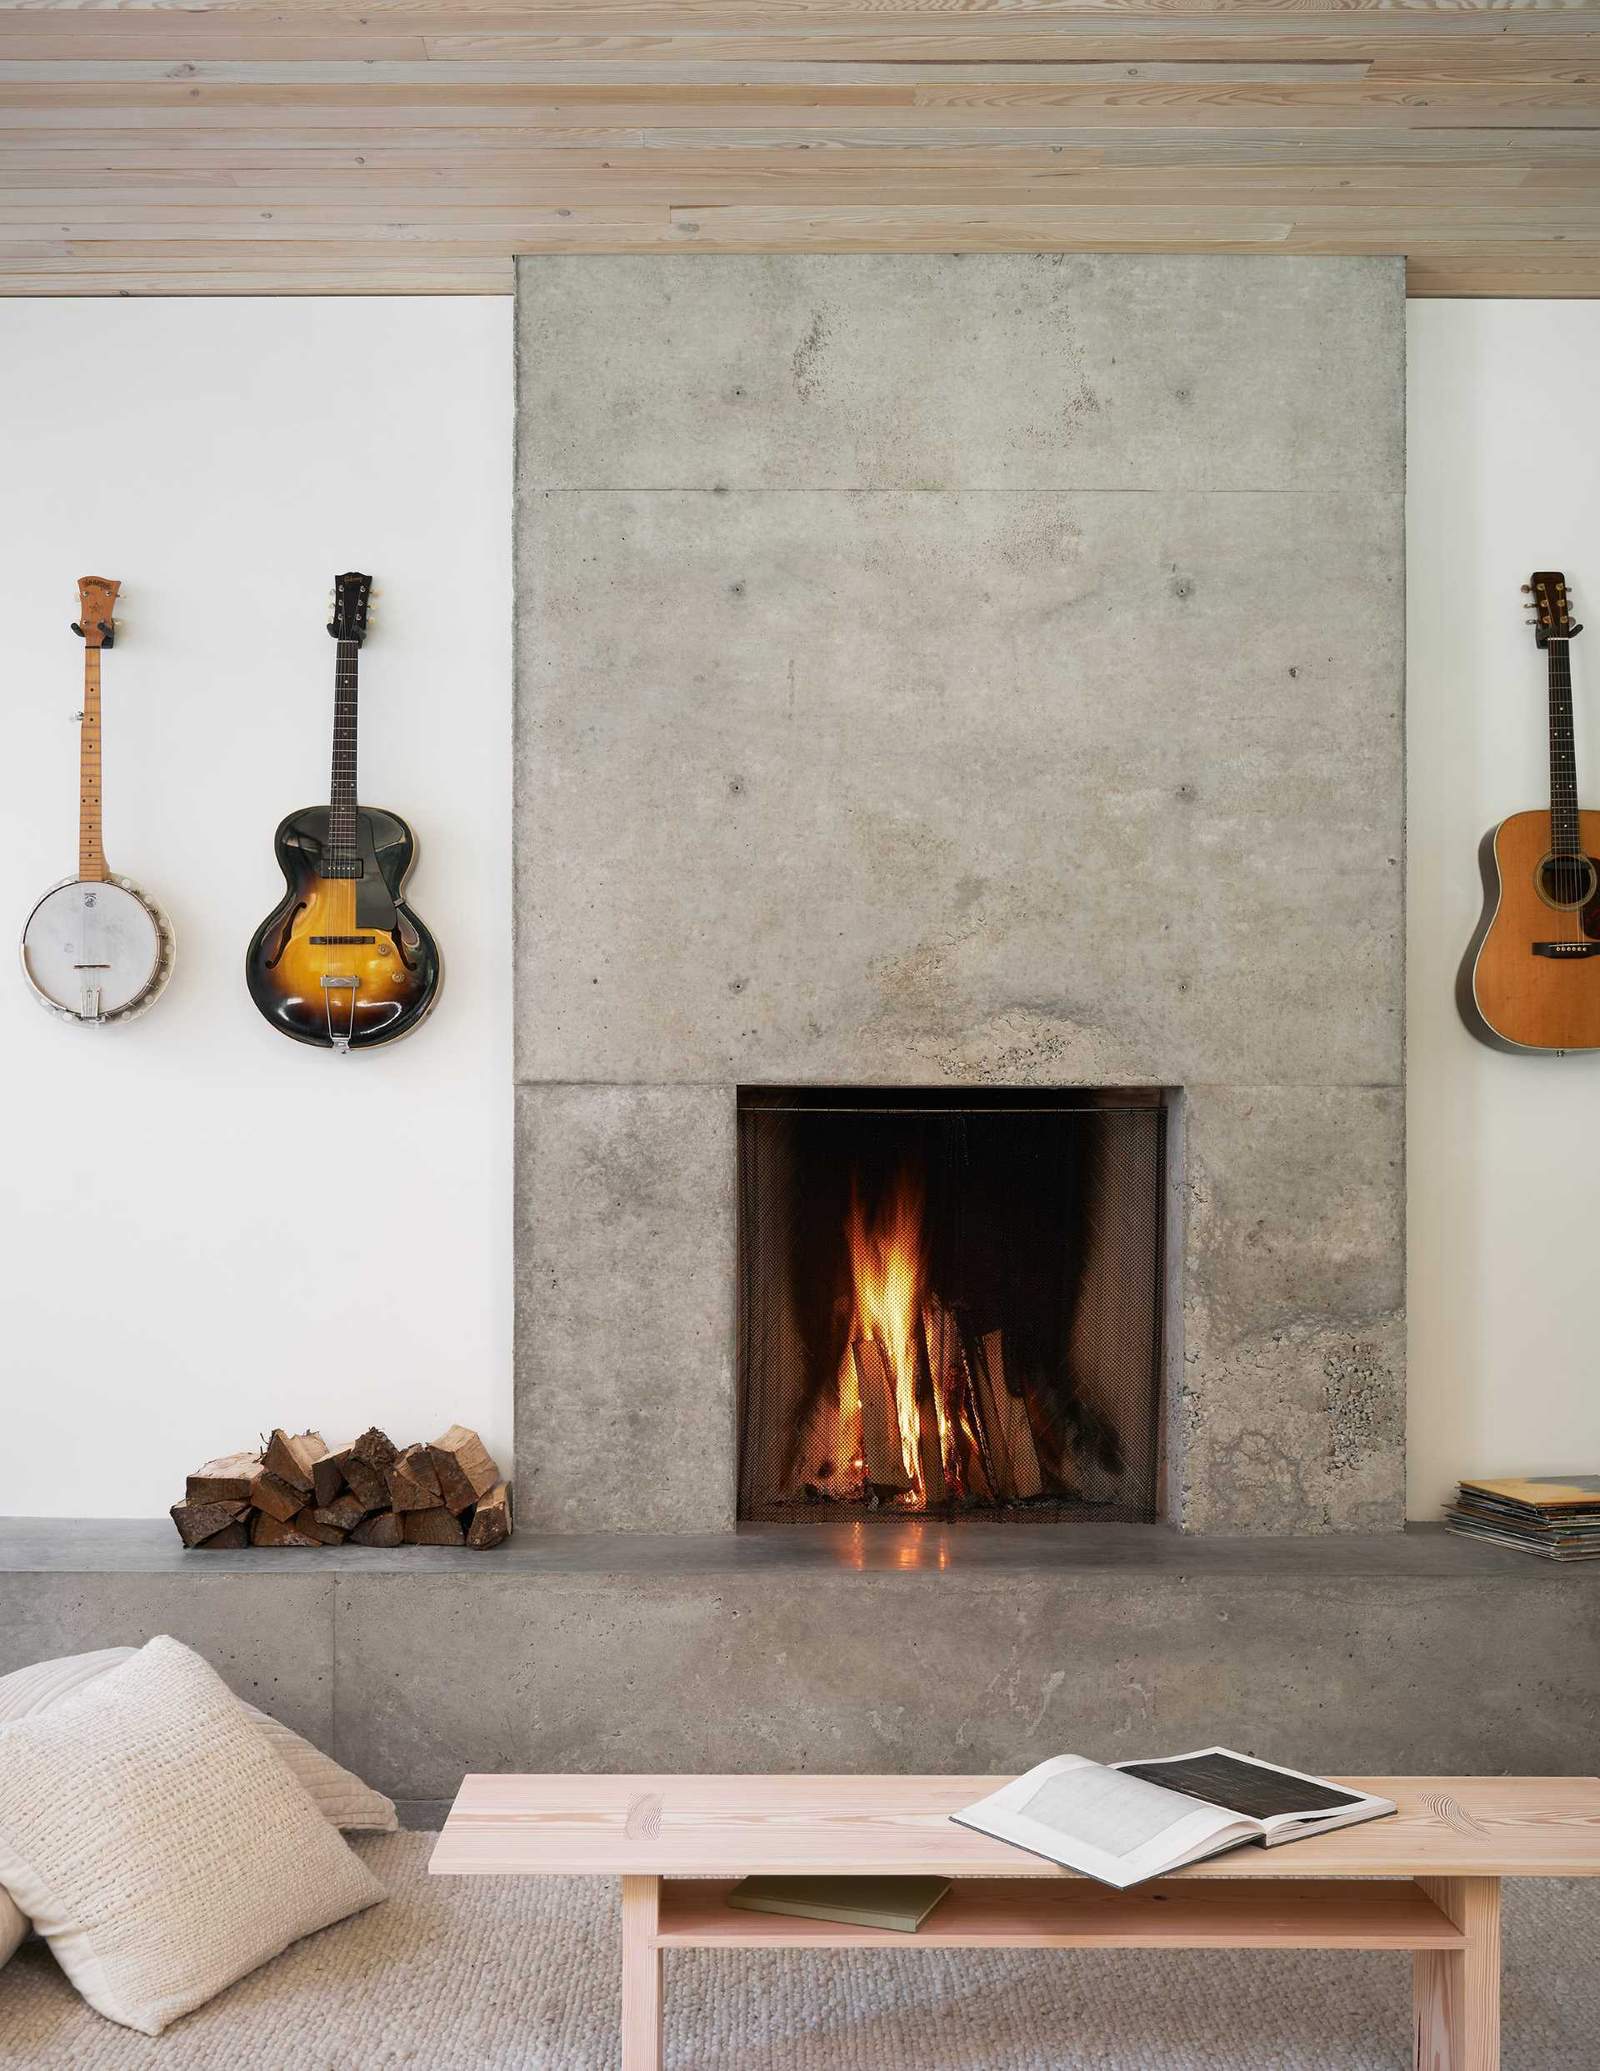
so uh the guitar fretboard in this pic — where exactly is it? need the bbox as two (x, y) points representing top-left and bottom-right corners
(1549, 638), (1580, 859)
(326, 636), (361, 876)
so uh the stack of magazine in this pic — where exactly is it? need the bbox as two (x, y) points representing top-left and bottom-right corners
(1445, 1475), (1600, 1560)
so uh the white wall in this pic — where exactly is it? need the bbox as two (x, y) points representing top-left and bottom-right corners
(2, 293), (1591, 1523)
(1407, 302), (1600, 1517)
(0, 300), (512, 1516)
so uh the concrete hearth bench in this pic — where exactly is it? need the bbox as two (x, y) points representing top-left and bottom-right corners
(2, 1521), (1598, 1835)
(431, 1772), (1600, 2071)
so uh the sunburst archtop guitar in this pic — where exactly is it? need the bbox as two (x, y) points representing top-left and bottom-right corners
(1459, 570), (1600, 1054)
(245, 572), (441, 1053)
(20, 578), (174, 1027)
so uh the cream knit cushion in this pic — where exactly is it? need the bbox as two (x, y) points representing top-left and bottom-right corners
(0, 1887), (23, 1971)
(0, 1647), (396, 1833)
(0, 1635), (385, 2034)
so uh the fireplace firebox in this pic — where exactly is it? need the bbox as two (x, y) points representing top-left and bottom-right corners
(737, 1088), (1171, 1525)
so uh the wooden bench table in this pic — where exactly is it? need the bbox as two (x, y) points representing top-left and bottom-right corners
(430, 1773), (1600, 2071)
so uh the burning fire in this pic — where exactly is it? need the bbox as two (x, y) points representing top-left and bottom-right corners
(821, 1172), (977, 1509)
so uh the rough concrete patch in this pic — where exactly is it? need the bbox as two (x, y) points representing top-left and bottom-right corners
(791, 308), (829, 402)
(1324, 1341), (1404, 1476)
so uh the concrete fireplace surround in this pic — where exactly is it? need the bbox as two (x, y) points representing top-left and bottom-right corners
(513, 252), (1406, 1537)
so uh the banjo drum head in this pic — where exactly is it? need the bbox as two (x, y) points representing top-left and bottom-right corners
(21, 878), (165, 1021)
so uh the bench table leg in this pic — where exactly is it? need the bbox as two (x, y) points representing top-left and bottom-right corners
(1413, 1876), (1501, 2071)
(621, 1874), (664, 2071)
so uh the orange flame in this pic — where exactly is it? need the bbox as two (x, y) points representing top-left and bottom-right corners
(842, 1174), (927, 1496)
(807, 1171), (970, 1509)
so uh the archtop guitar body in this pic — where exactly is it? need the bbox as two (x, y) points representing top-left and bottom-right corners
(246, 802), (439, 1051)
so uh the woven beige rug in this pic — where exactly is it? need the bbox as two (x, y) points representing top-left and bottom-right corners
(0, 1834), (1594, 2068)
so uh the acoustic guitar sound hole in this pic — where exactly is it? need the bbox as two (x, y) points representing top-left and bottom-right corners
(1537, 854), (1598, 910)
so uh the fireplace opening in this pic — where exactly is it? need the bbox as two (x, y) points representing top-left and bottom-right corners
(737, 1088), (1172, 1525)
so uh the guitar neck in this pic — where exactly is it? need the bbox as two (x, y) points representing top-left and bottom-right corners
(1549, 638), (1580, 858)
(79, 643), (107, 882)
(327, 636), (360, 875)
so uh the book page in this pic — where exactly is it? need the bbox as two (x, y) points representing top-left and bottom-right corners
(1115, 1749), (1364, 1823)
(953, 1755), (1247, 1887)
(1016, 1762), (1217, 1857)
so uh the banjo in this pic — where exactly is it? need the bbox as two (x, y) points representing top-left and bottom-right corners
(20, 577), (174, 1026)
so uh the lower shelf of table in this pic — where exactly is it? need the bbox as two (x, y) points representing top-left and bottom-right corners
(653, 1876), (1468, 1952)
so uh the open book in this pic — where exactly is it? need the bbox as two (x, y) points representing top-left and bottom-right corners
(953, 1748), (1395, 1890)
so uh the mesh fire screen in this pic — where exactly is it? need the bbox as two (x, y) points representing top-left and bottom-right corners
(737, 1088), (1169, 1524)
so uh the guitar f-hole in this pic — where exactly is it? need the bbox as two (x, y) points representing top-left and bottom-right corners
(266, 901), (307, 970)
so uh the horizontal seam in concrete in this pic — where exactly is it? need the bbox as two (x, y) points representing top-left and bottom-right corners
(510, 1079), (1405, 1092)
(520, 486), (1405, 499)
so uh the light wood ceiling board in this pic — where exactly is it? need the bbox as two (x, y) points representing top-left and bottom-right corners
(2, 80), (1598, 132)
(3, 16), (1598, 62)
(0, 0), (1596, 294)
(2, 162), (1571, 203)
(1407, 245), (1600, 292)
(2, 0), (1590, 16)
(8, 126), (1598, 164)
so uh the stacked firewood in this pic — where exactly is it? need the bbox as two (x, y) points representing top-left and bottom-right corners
(169, 1425), (512, 1551)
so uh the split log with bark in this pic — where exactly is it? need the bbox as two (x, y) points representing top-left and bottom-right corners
(171, 1426), (512, 1552)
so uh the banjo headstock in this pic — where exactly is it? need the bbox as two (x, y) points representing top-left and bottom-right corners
(73, 576), (120, 650)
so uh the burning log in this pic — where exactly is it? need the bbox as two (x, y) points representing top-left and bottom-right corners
(975, 1329), (1045, 1500)
(911, 1316), (947, 1507)
(852, 1339), (913, 1492)
(927, 1300), (996, 1507)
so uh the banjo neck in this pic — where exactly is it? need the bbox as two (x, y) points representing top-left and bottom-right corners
(74, 575), (119, 884)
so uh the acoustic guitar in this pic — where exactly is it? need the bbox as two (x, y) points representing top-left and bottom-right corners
(244, 572), (441, 1053)
(19, 577), (175, 1026)
(1459, 570), (1600, 1054)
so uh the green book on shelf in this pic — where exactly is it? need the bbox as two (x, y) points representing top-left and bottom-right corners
(725, 1875), (951, 1934)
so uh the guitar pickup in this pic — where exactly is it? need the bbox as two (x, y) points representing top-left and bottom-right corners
(309, 936), (377, 945)
(1532, 941), (1600, 959)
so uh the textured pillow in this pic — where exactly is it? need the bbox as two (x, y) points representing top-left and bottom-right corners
(0, 1887), (23, 1972)
(0, 1635), (385, 2034)
(0, 1647), (396, 1834)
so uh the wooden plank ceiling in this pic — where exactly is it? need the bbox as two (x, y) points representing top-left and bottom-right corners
(2, 0), (1598, 297)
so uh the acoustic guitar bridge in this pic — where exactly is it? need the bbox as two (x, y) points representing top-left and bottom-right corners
(1532, 941), (1600, 959)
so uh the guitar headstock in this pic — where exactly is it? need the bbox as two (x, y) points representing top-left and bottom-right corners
(1524, 571), (1583, 647)
(73, 576), (120, 649)
(327, 571), (374, 646)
